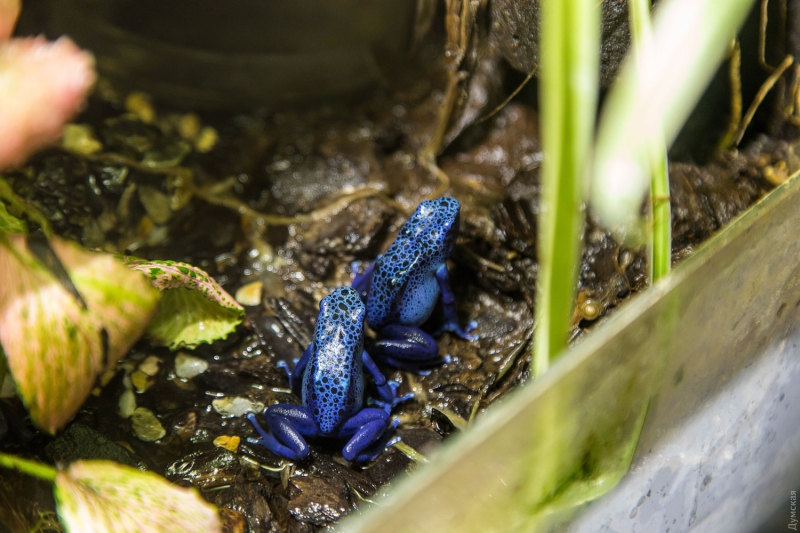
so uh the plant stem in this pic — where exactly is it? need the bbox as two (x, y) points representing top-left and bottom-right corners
(591, 0), (757, 242)
(649, 152), (671, 281)
(0, 453), (57, 482)
(628, 0), (672, 282)
(533, 0), (599, 377)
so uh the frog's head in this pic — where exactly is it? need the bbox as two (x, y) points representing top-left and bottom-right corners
(411, 196), (461, 255)
(318, 287), (366, 329)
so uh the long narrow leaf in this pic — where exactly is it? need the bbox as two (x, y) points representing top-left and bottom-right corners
(533, 0), (600, 377)
(591, 0), (756, 241)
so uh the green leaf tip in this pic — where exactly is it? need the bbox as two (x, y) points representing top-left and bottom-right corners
(122, 257), (244, 350)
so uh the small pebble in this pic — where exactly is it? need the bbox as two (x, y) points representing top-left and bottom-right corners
(118, 389), (136, 418)
(194, 126), (218, 153)
(138, 355), (162, 377)
(138, 186), (173, 225)
(131, 407), (166, 441)
(98, 369), (117, 387)
(213, 435), (241, 453)
(212, 397), (265, 418)
(125, 92), (155, 123)
(175, 352), (209, 379)
(61, 124), (102, 155)
(235, 281), (263, 307)
(178, 113), (201, 140)
(130, 370), (153, 393)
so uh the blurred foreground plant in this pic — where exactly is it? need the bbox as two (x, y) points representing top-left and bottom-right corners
(533, 0), (599, 377)
(0, 2), (243, 433)
(0, 453), (222, 533)
(591, 0), (756, 242)
(0, 1), (95, 170)
(536, 0), (756, 373)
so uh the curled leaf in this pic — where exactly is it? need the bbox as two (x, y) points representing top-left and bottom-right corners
(0, 236), (158, 433)
(123, 258), (244, 350)
(55, 460), (222, 533)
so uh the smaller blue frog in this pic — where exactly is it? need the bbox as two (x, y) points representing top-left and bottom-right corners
(352, 196), (477, 371)
(247, 287), (403, 463)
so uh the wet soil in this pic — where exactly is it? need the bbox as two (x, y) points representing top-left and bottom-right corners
(0, 33), (791, 533)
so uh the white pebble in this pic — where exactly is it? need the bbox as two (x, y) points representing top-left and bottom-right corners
(118, 389), (136, 418)
(175, 352), (209, 379)
(212, 397), (264, 418)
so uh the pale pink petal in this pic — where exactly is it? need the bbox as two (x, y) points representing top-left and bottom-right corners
(0, 36), (96, 170)
(0, 0), (20, 41)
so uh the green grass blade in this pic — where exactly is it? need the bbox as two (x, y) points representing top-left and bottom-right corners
(627, 0), (672, 282)
(533, 0), (600, 377)
(591, 0), (756, 242)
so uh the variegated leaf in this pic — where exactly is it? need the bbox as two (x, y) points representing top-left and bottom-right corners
(0, 236), (158, 433)
(55, 460), (222, 533)
(123, 258), (244, 350)
(123, 258), (242, 311)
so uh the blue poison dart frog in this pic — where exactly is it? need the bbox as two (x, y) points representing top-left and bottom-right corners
(352, 196), (477, 371)
(247, 287), (406, 463)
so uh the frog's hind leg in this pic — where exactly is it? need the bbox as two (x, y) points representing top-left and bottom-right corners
(369, 324), (443, 371)
(338, 408), (398, 463)
(248, 404), (318, 461)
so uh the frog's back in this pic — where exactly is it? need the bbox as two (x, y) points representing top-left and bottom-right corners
(302, 288), (365, 435)
(366, 197), (460, 330)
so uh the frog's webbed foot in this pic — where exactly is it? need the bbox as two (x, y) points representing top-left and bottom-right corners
(434, 319), (479, 341)
(340, 409), (397, 463)
(247, 405), (317, 461)
(362, 350), (414, 410)
(369, 380), (414, 413)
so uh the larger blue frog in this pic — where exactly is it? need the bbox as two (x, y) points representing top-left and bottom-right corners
(352, 196), (477, 371)
(247, 287), (402, 463)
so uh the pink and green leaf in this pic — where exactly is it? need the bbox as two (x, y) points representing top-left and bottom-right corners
(0, 236), (158, 433)
(0, 36), (96, 170)
(55, 459), (222, 533)
(123, 258), (244, 350)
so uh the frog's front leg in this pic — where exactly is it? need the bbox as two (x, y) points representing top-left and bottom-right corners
(361, 350), (414, 411)
(434, 264), (478, 340)
(247, 404), (319, 461)
(370, 325), (449, 371)
(352, 256), (379, 302)
(338, 407), (398, 463)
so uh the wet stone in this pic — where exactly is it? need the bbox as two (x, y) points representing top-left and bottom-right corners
(209, 481), (280, 533)
(287, 475), (353, 526)
(490, 0), (643, 87)
(265, 154), (371, 214)
(165, 448), (259, 489)
(131, 407), (166, 442)
(45, 423), (143, 469)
